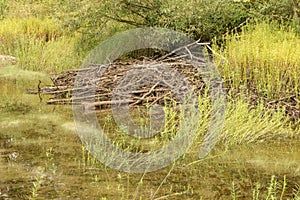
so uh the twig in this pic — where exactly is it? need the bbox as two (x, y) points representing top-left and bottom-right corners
(150, 91), (171, 106)
(131, 82), (160, 106)
(157, 39), (204, 61)
(38, 80), (42, 102)
(83, 99), (136, 110)
(102, 13), (145, 27)
(151, 163), (176, 200)
(267, 95), (296, 105)
(153, 192), (185, 200)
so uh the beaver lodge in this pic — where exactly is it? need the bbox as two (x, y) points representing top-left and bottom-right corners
(28, 57), (206, 108)
(27, 54), (299, 121)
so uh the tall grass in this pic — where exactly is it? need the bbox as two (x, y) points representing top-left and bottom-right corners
(214, 21), (300, 99)
(0, 17), (82, 72)
(0, 17), (61, 43)
(221, 98), (296, 145)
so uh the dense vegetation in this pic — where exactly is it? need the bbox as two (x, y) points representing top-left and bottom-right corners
(0, 0), (299, 67)
(0, 0), (299, 199)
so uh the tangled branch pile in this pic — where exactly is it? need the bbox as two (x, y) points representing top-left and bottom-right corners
(28, 57), (299, 121)
(29, 58), (206, 110)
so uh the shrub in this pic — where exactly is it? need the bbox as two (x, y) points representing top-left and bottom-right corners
(100, 0), (300, 42)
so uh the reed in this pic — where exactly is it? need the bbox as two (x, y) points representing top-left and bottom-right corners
(0, 17), (82, 72)
(214, 21), (300, 99)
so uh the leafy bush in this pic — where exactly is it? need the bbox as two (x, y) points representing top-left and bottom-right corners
(100, 0), (300, 42)
(5, 0), (299, 52)
(101, 0), (250, 42)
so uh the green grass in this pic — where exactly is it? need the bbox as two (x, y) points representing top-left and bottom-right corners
(0, 17), (82, 72)
(0, 1), (299, 198)
(221, 98), (296, 145)
(214, 20), (300, 99)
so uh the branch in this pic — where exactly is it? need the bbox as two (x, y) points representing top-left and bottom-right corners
(102, 13), (145, 27)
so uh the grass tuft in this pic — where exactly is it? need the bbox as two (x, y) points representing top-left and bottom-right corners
(0, 17), (82, 72)
(214, 21), (300, 99)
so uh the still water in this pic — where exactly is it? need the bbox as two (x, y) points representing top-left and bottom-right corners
(0, 66), (299, 199)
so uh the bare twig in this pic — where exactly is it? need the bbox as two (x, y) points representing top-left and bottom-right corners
(131, 82), (160, 106)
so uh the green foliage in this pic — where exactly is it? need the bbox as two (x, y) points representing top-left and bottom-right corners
(232, 176), (298, 200)
(4, 0), (299, 55)
(0, 17), (82, 72)
(0, 0), (8, 19)
(0, 17), (62, 49)
(214, 21), (300, 99)
(14, 36), (81, 72)
(221, 98), (294, 145)
(0, 2), (299, 199)
(101, 0), (250, 42)
(100, 0), (300, 42)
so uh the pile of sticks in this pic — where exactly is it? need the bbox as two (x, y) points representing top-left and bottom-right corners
(28, 58), (206, 109)
(27, 57), (299, 121)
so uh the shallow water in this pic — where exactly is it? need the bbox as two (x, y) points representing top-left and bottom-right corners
(0, 66), (299, 199)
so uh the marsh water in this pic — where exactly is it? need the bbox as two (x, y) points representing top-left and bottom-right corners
(0, 66), (299, 199)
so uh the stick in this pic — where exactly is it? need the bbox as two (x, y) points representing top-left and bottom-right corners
(267, 95), (296, 104)
(83, 99), (136, 110)
(131, 82), (160, 106)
